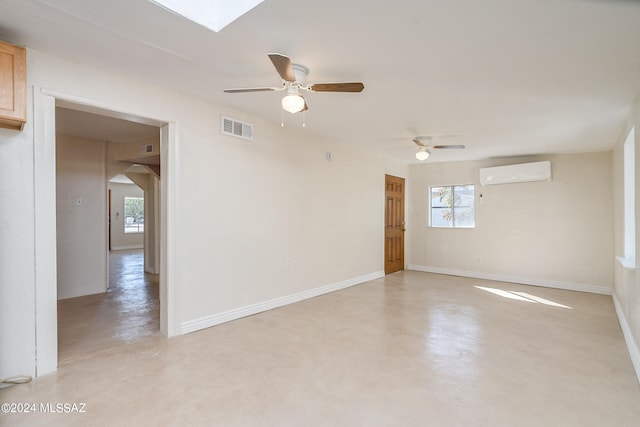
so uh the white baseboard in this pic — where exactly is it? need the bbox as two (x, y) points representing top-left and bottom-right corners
(181, 271), (385, 334)
(612, 294), (640, 385)
(407, 264), (612, 295)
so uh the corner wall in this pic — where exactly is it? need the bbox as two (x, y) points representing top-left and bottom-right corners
(408, 152), (613, 293)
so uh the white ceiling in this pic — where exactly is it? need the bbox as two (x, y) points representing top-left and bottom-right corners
(2, 0), (640, 163)
(56, 107), (159, 143)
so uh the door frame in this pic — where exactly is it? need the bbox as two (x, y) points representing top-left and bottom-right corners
(33, 87), (180, 376)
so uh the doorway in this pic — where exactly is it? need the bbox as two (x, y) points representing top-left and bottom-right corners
(55, 106), (161, 364)
(34, 89), (177, 376)
(384, 174), (405, 274)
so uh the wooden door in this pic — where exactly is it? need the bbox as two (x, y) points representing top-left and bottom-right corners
(385, 174), (405, 274)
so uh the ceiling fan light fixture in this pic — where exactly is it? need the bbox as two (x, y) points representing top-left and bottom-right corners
(416, 147), (430, 161)
(281, 94), (305, 113)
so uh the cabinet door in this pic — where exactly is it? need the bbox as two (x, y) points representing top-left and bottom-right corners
(0, 40), (26, 130)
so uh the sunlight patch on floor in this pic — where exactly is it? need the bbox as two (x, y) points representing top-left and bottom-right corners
(474, 286), (572, 309)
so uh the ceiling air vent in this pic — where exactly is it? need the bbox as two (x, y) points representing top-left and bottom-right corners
(221, 116), (253, 141)
(139, 144), (154, 154)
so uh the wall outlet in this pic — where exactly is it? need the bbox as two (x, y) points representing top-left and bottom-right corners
(286, 258), (292, 268)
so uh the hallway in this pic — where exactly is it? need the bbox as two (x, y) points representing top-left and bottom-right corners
(57, 250), (160, 366)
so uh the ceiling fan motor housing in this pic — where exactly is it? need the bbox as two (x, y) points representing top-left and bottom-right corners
(291, 64), (308, 84)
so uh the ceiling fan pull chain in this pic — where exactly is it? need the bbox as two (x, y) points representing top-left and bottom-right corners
(281, 108), (285, 127)
(302, 110), (306, 128)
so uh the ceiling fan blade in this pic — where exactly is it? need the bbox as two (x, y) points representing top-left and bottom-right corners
(224, 87), (278, 93)
(433, 145), (466, 149)
(309, 82), (364, 92)
(412, 138), (428, 147)
(268, 53), (296, 82)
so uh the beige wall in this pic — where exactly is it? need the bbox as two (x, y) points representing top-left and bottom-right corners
(108, 182), (144, 251)
(179, 128), (385, 321)
(408, 152), (613, 292)
(56, 134), (108, 299)
(612, 95), (640, 380)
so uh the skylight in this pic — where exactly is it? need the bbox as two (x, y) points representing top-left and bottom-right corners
(149, 0), (263, 32)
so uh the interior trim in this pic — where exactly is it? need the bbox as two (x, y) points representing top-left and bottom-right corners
(181, 271), (384, 334)
(407, 264), (612, 295)
(613, 293), (640, 385)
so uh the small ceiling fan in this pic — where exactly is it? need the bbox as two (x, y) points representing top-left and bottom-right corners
(224, 53), (364, 113)
(413, 136), (465, 161)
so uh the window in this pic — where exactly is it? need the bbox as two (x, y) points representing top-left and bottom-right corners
(430, 185), (475, 228)
(619, 127), (635, 268)
(124, 197), (144, 234)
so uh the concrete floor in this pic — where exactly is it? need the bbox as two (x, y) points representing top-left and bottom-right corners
(1, 251), (639, 426)
(57, 249), (161, 367)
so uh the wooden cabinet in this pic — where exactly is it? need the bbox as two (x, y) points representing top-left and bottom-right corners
(0, 40), (26, 131)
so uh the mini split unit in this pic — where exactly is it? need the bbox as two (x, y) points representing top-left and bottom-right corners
(479, 161), (551, 186)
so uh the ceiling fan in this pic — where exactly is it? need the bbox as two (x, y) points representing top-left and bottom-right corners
(224, 53), (364, 113)
(413, 136), (465, 161)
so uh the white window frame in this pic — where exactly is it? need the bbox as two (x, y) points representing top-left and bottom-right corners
(618, 127), (635, 269)
(429, 184), (476, 228)
(124, 196), (145, 234)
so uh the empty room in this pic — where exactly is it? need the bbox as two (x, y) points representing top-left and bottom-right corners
(1, 0), (639, 425)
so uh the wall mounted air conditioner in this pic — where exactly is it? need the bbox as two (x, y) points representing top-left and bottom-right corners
(479, 161), (551, 186)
